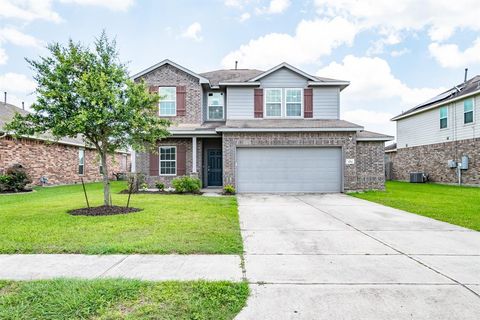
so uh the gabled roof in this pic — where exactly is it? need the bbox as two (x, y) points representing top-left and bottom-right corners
(392, 75), (480, 121)
(199, 69), (263, 86)
(131, 59), (210, 84)
(248, 62), (348, 84)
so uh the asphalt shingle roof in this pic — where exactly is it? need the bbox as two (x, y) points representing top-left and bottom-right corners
(199, 69), (264, 86)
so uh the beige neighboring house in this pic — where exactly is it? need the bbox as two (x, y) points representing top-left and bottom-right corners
(0, 102), (130, 185)
(132, 59), (393, 193)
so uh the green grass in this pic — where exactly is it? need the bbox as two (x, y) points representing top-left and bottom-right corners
(0, 182), (243, 254)
(350, 181), (480, 231)
(0, 279), (249, 320)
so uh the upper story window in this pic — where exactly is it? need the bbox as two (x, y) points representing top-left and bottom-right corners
(265, 88), (282, 117)
(464, 98), (474, 124)
(439, 106), (448, 129)
(78, 149), (85, 175)
(207, 92), (224, 120)
(159, 87), (176, 116)
(160, 146), (176, 176)
(286, 88), (302, 117)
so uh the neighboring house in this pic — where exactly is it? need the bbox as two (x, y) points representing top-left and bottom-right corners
(133, 59), (393, 193)
(388, 75), (480, 184)
(0, 102), (130, 185)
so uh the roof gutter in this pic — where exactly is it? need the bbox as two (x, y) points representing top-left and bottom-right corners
(216, 127), (363, 133)
(392, 89), (480, 121)
(218, 82), (261, 86)
(357, 136), (394, 142)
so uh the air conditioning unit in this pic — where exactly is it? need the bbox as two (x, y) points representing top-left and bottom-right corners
(410, 172), (427, 183)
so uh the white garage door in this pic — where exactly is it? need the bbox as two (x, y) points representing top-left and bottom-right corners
(236, 147), (342, 193)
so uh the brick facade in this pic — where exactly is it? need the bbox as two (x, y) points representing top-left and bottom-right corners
(137, 64), (202, 125)
(136, 137), (202, 187)
(386, 138), (480, 185)
(221, 131), (385, 191)
(0, 136), (130, 186)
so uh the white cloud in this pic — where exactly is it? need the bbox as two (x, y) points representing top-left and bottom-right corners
(318, 55), (444, 136)
(256, 0), (290, 15)
(0, 0), (62, 23)
(0, 28), (43, 48)
(239, 12), (251, 22)
(59, 0), (135, 11)
(390, 48), (410, 57)
(0, 73), (37, 93)
(429, 39), (480, 68)
(0, 48), (7, 65)
(181, 22), (203, 42)
(314, 0), (480, 42)
(222, 17), (356, 69)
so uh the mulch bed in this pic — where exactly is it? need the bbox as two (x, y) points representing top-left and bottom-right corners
(0, 189), (34, 195)
(67, 205), (142, 216)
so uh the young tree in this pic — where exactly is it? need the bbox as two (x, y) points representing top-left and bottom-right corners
(6, 32), (170, 206)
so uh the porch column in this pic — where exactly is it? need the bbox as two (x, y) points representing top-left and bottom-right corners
(192, 137), (197, 173)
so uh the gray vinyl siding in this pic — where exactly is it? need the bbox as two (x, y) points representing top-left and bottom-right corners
(259, 67), (308, 88)
(397, 94), (480, 148)
(226, 87), (254, 119)
(313, 87), (339, 119)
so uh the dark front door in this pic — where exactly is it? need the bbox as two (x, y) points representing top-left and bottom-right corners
(207, 149), (222, 186)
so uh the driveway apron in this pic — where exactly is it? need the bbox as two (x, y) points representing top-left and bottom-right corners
(236, 194), (480, 319)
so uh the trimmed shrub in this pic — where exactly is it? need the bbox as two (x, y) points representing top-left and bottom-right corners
(223, 184), (236, 195)
(0, 164), (32, 192)
(155, 182), (165, 191)
(172, 176), (201, 193)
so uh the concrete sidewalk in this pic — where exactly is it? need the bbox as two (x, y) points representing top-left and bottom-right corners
(0, 254), (243, 281)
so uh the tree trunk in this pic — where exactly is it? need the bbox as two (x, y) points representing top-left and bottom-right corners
(100, 152), (111, 206)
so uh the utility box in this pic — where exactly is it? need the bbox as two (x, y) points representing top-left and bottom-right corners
(448, 160), (457, 168)
(461, 155), (469, 170)
(410, 172), (427, 183)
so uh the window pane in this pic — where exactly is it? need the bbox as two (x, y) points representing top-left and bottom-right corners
(465, 111), (474, 124)
(208, 105), (224, 120)
(440, 106), (448, 119)
(160, 101), (176, 116)
(78, 165), (84, 175)
(464, 99), (474, 112)
(440, 118), (447, 129)
(266, 89), (281, 103)
(286, 103), (301, 116)
(78, 150), (84, 165)
(159, 87), (176, 100)
(160, 147), (176, 175)
(208, 92), (224, 106)
(266, 103), (281, 116)
(286, 89), (301, 103)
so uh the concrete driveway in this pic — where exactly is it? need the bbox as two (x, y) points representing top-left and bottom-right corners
(235, 194), (480, 319)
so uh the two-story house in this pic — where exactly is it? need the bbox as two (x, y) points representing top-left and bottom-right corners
(132, 59), (392, 193)
(388, 75), (480, 185)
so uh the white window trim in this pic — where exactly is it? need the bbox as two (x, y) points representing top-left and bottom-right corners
(264, 88), (283, 118)
(159, 87), (177, 117)
(463, 98), (475, 125)
(78, 148), (85, 176)
(439, 106), (448, 129)
(207, 92), (225, 121)
(159, 146), (177, 176)
(285, 88), (304, 118)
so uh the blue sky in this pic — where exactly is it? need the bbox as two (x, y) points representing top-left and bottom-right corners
(1, 0), (480, 136)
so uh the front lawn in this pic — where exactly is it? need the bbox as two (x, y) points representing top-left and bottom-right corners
(0, 279), (249, 320)
(350, 181), (480, 231)
(0, 182), (243, 254)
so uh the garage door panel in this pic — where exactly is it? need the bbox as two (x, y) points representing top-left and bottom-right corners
(236, 147), (342, 193)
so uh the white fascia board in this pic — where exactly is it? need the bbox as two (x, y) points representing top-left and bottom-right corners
(216, 127), (363, 133)
(169, 130), (218, 136)
(307, 81), (350, 86)
(218, 82), (261, 86)
(391, 90), (480, 121)
(131, 59), (209, 84)
(357, 136), (394, 142)
(249, 62), (318, 82)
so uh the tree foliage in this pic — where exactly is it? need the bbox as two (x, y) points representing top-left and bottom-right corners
(6, 31), (170, 205)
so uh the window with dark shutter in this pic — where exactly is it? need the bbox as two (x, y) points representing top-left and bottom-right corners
(254, 88), (263, 118)
(176, 86), (186, 116)
(304, 88), (313, 118)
